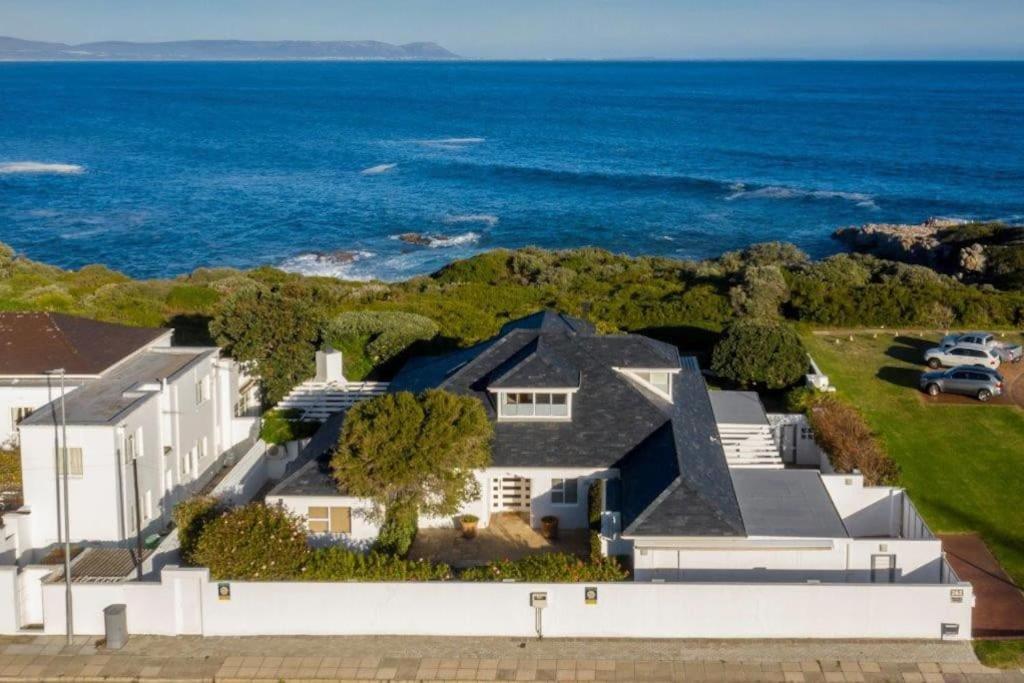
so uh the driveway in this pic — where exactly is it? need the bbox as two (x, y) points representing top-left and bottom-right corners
(919, 359), (1024, 408)
(941, 533), (1024, 639)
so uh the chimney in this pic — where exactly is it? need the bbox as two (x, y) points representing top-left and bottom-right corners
(315, 347), (346, 385)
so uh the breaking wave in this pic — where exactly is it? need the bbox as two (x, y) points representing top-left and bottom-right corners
(360, 163), (397, 175)
(0, 161), (85, 175)
(725, 183), (879, 209)
(279, 250), (376, 280)
(390, 231), (481, 248)
(442, 213), (499, 227)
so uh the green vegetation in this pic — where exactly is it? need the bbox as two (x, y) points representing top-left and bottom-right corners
(803, 332), (1024, 585)
(973, 640), (1024, 669)
(172, 496), (223, 565)
(333, 390), (493, 546)
(323, 310), (439, 380)
(302, 546), (451, 582)
(711, 319), (807, 389)
(193, 503), (310, 581)
(461, 553), (628, 582)
(587, 480), (604, 562)
(259, 409), (320, 446)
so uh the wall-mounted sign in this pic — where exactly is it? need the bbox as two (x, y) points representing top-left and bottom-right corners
(218, 582), (231, 601)
(950, 588), (964, 603)
(585, 586), (598, 605)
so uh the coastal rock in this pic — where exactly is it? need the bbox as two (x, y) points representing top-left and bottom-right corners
(306, 250), (360, 264)
(397, 233), (435, 247)
(832, 221), (945, 267)
(959, 243), (987, 274)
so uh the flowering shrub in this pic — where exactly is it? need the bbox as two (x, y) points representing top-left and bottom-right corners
(460, 553), (628, 582)
(193, 503), (310, 580)
(172, 495), (222, 565)
(301, 547), (451, 581)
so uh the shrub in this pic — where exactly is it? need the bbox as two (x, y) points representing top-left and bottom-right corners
(193, 503), (310, 580)
(711, 319), (807, 389)
(805, 394), (899, 485)
(260, 408), (320, 446)
(729, 265), (789, 319)
(372, 506), (419, 557)
(324, 310), (439, 376)
(173, 496), (223, 565)
(460, 553), (628, 582)
(301, 547), (451, 581)
(587, 480), (603, 561)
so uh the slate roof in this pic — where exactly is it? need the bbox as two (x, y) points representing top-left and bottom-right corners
(730, 469), (848, 538)
(391, 310), (745, 538)
(0, 312), (169, 377)
(709, 391), (769, 426)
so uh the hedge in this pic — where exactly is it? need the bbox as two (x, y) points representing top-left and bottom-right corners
(460, 553), (628, 582)
(301, 547), (451, 581)
(805, 394), (899, 486)
(172, 496), (222, 565)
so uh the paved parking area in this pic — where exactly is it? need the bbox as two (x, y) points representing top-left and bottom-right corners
(918, 359), (1024, 408)
(0, 634), (1020, 681)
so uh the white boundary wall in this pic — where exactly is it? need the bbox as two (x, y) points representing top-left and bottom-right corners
(31, 567), (973, 641)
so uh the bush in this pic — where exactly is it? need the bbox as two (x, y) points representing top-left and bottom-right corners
(324, 310), (439, 368)
(460, 553), (628, 582)
(173, 496), (223, 565)
(193, 503), (310, 580)
(711, 319), (807, 389)
(805, 394), (899, 485)
(302, 547), (451, 581)
(587, 480), (603, 561)
(260, 408), (320, 446)
(372, 506), (419, 557)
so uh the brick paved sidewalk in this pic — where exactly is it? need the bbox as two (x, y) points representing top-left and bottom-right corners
(0, 635), (1020, 682)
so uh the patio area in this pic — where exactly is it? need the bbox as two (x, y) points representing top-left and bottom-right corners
(408, 513), (590, 568)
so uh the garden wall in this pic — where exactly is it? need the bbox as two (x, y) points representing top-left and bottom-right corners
(31, 567), (973, 641)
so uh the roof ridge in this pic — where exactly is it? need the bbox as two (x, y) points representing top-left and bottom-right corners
(44, 312), (86, 369)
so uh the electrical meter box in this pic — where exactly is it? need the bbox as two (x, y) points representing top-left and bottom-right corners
(529, 592), (548, 608)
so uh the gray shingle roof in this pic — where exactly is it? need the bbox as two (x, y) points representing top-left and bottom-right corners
(391, 310), (745, 538)
(730, 469), (848, 538)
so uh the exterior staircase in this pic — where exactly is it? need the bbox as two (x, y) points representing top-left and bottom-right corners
(278, 381), (390, 422)
(717, 424), (784, 468)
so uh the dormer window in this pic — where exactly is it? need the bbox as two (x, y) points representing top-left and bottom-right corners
(497, 391), (571, 420)
(616, 368), (677, 401)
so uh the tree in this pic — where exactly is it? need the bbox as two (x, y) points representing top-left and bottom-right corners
(192, 503), (310, 580)
(210, 284), (326, 405)
(333, 389), (493, 526)
(729, 264), (790, 319)
(711, 319), (807, 389)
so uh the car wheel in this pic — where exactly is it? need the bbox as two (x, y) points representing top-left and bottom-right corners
(927, 358), (941, 369)
(977, 389), (992, 402)
(926, 384), (941, 397)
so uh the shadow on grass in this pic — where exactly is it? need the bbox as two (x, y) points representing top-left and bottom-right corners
(636, 325), (720, 360)
(876, 365), (923, 390)
(927, 497), (1024, 589)
(885, 336), (933, 364)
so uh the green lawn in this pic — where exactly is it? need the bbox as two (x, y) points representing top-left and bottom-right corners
(803, 332), (1024, 586)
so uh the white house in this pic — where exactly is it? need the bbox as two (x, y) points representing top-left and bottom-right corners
(272, 311), (956, 592)
(0, 312), (260, 558)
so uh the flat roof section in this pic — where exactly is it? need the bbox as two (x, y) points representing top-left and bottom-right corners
(21, 348), (214, 426)
(708, 391), (769, 426)
(730, 469), (848, 539)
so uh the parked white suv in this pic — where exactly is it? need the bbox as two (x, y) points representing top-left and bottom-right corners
(924, 343), (1001, 370)
(939, 331), (1023, 363)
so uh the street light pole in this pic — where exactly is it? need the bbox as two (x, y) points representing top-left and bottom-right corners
(47, 368), (73, 645)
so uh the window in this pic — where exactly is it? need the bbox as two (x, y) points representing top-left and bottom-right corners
(56, 447), (84, 477)
(307, 506), (352, 534)
(11, 407), (33, 426)
(628, 370), (673, 397)
(195, 376), (209, 405)
(551, 478), (579, 505)
(144, 490), (152, 522)
(499, 392), (570, 419)
(198, 437), (208, 460)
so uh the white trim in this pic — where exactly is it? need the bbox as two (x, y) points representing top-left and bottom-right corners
(496, 391), (573, 421)
(613, 367), (676, 402)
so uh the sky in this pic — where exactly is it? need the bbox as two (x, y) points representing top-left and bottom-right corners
(2, 0), (1023, 60)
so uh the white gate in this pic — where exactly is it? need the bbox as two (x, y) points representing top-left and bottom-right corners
(490, 477), (531, 512)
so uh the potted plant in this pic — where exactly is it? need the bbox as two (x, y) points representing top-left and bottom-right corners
(541, 515), (559, 539)
(461, 514), (479, 539)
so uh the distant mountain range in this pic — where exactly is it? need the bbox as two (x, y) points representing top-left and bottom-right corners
(0, 36), (460, 61)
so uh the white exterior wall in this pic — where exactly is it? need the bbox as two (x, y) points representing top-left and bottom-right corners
(821, 474), (912, 538)
(0, 384), (76, 447)
(31, 567), (972, 641)
(274, 493), (381, 549)
(479, 466), (612, 530)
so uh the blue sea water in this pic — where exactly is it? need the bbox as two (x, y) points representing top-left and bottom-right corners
(1, 61), (1022, 280)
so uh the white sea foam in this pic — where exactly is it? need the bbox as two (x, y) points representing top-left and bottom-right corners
(442, 213), (499, 227)
(0, 162), (84, 175)
(726, 184), (878, 209)
(360, 163), (397, 175)
(420, 137), (485, 146)
(390, 231), (481, 248)
(279, 250), (376, 280)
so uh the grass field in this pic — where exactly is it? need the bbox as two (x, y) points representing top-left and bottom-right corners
(802, 331), (1024, 586)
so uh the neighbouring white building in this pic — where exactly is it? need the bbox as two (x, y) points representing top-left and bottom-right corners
(0, 312), (260, 559)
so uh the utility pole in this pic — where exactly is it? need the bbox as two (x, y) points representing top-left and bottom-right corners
(47, 369), (73, 645)
(130, 438), (144, 581)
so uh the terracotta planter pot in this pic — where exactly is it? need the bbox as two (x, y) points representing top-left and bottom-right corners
(541, 515), (559, 539)
(461, 517), (478, 539)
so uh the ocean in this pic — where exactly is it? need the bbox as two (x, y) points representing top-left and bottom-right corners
(1, 61), (1022, 281)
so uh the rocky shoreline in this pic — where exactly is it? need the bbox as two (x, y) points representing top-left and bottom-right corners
(833, 218), (1024, 288)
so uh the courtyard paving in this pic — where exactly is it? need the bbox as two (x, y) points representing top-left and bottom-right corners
(0, 634), (1020, 682)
